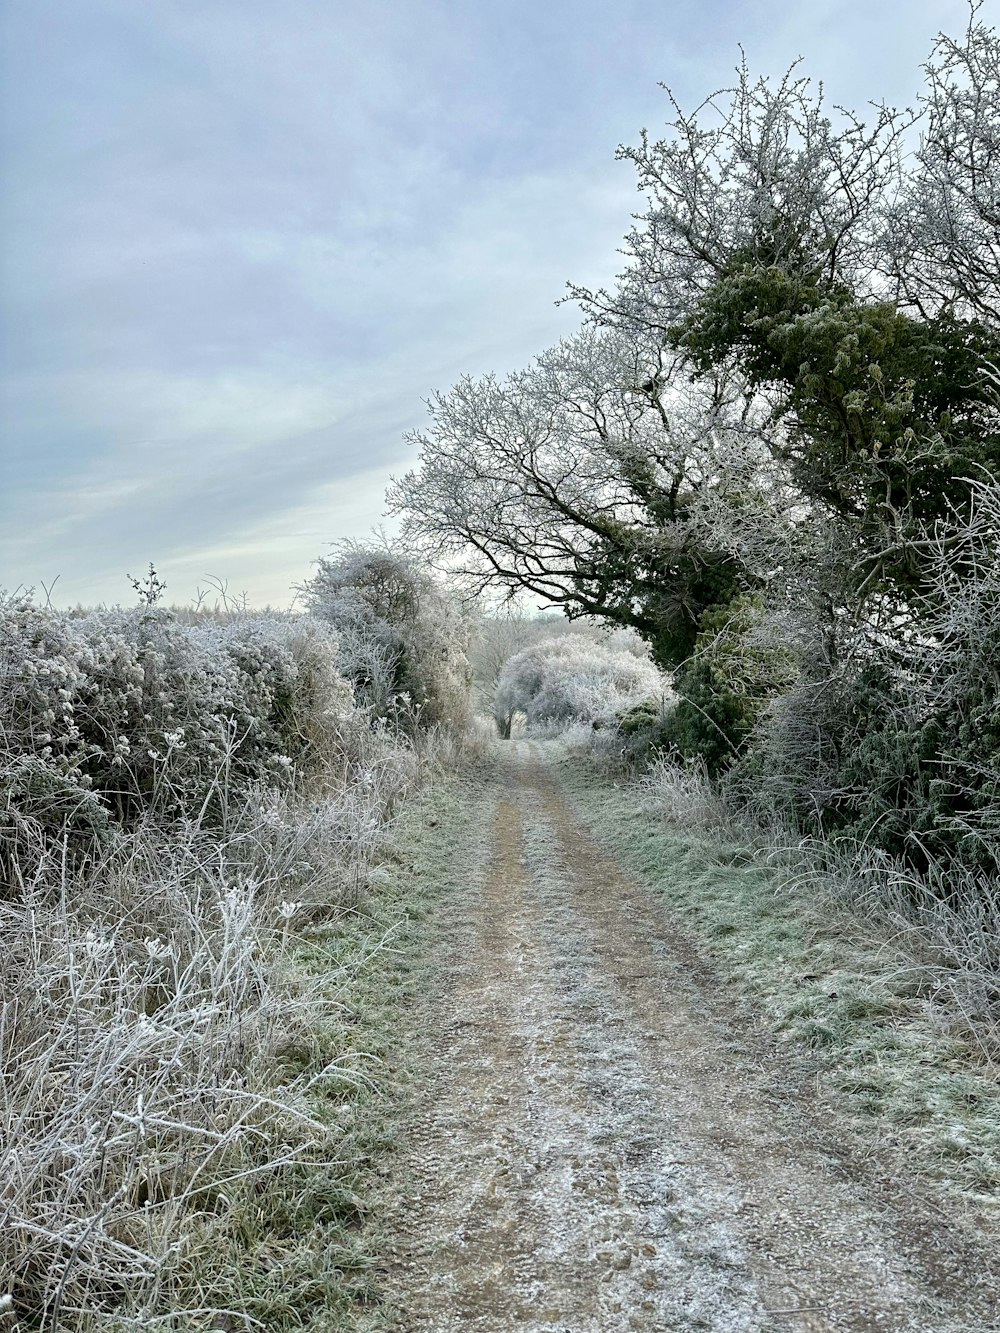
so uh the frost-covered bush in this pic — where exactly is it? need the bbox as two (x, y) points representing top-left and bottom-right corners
(732, 479), (1000, 879)
(0, 594), (355, 875)
(0, 761), (418, 1327)
(657, 595), (800, 777)
(301, 540), (471, 733)
(494, 633), (668, 736)
(606, 698), (678, 768)
(468, 611), (611, 711)
(0, 588), (427, 1328)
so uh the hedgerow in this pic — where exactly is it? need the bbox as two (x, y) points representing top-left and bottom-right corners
(0, 587), (450, 1329)
(0, 596), (356, 878)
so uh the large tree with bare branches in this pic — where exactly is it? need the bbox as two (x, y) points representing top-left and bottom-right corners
(392, 9), (1000, 798)
(389, 329), (773, 667)
(397, 11), (1000, 630)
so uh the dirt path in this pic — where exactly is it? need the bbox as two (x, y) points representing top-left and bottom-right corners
(372, 742), (998, 1332)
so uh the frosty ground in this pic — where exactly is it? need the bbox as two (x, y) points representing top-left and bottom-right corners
(361, 741), (999, 1333)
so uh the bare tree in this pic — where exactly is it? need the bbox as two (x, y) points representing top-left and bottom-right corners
(883, 5), (1000, 323)
(390, 327), (774, 665)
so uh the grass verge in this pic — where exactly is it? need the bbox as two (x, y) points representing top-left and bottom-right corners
(249, 766), (478, 1332)
(1, 765), (476, 1333)
(553, 747), (1000, 1213)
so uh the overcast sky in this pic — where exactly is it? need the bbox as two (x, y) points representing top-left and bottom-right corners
(0, 0), (977, 607)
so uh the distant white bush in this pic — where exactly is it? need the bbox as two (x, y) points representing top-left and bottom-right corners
(494, 633), (668, 736)
(469, 610), (611, 710)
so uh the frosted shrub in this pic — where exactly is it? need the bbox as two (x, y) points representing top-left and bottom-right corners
(494, 634), (669, 737)
(302, 541), (472, 734)
(0, 588), (426, 1328)
(0, 596), (355, 870)
(468, 611), (608, 711)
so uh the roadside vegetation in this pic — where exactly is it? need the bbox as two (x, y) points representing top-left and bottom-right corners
(0, 545), (474, 1331)
(556, 748), (1000, 1208)
(395, 10), (1000, 1066)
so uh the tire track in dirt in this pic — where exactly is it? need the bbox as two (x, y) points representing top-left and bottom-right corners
(371, 743), (998, 1332)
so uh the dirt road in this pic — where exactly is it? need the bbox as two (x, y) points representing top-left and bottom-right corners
(372, 742), (998, 1332)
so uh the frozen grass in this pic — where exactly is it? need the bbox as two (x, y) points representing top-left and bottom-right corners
(317, 763), (493, 1333)
(1, 762), (413, 1329)
(634, 754), (724, 827)
(813, 841), (1000, 1062)
(567, 717), (999, 1060)
(0, 733), (484, 1330)
(554, 746), (1000, 1209)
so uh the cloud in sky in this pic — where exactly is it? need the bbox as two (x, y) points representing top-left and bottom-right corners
(1, 0), (971, 605)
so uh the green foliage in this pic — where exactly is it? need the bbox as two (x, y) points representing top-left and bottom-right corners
(611, 698), (676, 767)
(730, 623), (1000, 884)
(604, 541), (747, 670)
(674, 264), (1000, 594)
(658, 597), (799, 776)
(821, 659), (1000, 876)
(661, 659), (746, 776)
(662, 250), (1000, 862)
(803, 664), (947, 856)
